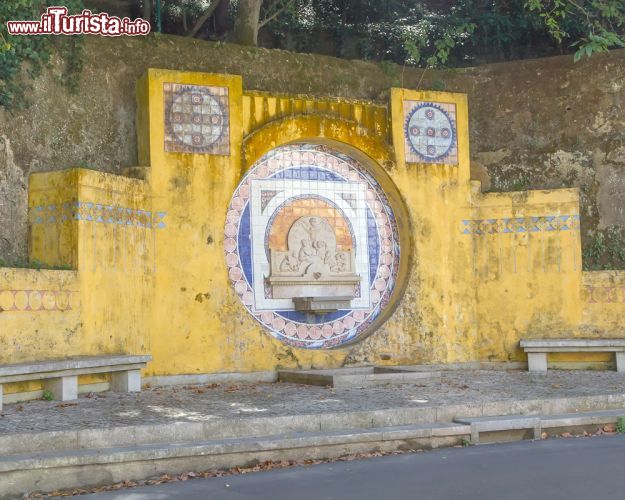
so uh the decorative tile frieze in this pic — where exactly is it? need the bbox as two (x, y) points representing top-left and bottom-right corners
(461, 215), (580, 235)
(0, 289), (78, 312)
(30, 202), (167, 229)
(585, 285), (625, 304)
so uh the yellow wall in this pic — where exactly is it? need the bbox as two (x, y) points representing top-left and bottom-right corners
(582, 271), (625, 335)
(29, 168), (153, 359)
(1, 68), (623, 384)
(0, 268), (81, 394)
(469, 188), (584, 361)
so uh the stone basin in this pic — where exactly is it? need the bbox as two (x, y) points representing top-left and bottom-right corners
(278, 366), (441, 388)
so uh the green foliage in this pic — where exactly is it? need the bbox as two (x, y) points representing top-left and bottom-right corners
(617, 417), (625, 434)
(0, 0), (85, 111)
(0, 258), (72, 270)
(266, 0), (594, 66)
(403, 13), (476, 68)
(42, 390), (54, 401)
(525, 0), (625, 61)
(582, 226), (625, 271)
(508, 171), (531, 192)
(138, 0), (624, 65)
(430, 79), (446, 91)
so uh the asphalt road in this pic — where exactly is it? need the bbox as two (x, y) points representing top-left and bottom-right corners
(83, 435), (625, 500)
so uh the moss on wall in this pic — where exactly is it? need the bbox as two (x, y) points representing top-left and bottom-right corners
(0, 35), (623, 268)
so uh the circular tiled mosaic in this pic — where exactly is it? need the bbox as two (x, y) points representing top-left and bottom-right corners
(224, 144), (400, 349)
(169, 87), (225, 148)
(405, 103), (455, 161)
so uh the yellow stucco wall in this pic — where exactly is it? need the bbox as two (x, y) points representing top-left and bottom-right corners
(0, 268), (81, 394)
(1, 68), (623, 387)
(582, 271), (625, 335)
(469, 188), (584, 361)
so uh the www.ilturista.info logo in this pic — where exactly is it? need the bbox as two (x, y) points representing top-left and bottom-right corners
(6, 7), (151, 36)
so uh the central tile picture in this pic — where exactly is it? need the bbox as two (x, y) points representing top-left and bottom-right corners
(225, 143), (400, 348)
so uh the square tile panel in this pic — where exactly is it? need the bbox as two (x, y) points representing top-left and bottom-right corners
(403, 100), (458, 165)
(163, 83), (230, 155)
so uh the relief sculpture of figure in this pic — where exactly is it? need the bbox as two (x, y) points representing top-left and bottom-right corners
(307, 217), (323, 244)
(331, 251), (347, 272)
(297, 238), (317, 263)
(279, 254), (298, 272)
(268, 214), (360, 302)
(270, 215), (355, 280)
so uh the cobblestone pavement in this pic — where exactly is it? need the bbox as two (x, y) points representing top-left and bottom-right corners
(1, 370), (624, 435)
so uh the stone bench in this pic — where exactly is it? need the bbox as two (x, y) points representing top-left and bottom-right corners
(454, 415), (541, 444)
(0, 355), (152, 410)
(520, 339), (625, 372)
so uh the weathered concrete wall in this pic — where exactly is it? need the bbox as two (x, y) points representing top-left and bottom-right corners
(0, 36), (623, 269)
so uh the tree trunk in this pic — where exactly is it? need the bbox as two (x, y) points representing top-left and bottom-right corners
(231, 0), (263, 46)
(141, 0), (151, 24)
(186, 0), (221, 38)
(214, 0), (230, 38)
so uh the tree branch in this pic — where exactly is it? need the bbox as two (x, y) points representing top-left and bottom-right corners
(186, 0), (222, 38)
(258, 0), (291, 29)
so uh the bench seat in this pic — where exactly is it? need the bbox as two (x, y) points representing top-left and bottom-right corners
(454, 415), (541, 444)
(520, 339), (625, 372)
(0, 355), (151, 410)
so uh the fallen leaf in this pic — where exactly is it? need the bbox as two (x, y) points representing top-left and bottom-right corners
(56, 403), (78, 408)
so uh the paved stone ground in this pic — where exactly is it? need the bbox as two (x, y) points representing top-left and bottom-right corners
(1, 370), (624, 435)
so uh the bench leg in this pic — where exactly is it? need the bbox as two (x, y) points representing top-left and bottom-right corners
(111, 370), (141, 392)
(470, 424), (480, 445)
(44, 376), (78, 401)
(527, 353), (548, 372)
(616, 353), (625, 373)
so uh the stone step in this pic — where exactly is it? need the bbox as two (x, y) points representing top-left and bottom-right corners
(2, 409), (625, 497)
(541, 408), (625, 428)
(0, 422), (469, 497)
(3, 394), (625, 456)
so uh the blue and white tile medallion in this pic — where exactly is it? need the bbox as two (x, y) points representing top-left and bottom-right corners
(403, 100), (458, 165)
(224, 144), (400, 349)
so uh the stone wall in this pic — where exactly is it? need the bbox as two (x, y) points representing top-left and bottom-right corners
(0, 35), (623, 267)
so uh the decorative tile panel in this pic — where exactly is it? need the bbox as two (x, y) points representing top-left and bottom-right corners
(163, 83), (229, 155)
(403, 100), (458, 164)
(461, 215), (580, 235)
(224, 144), (400, 349)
